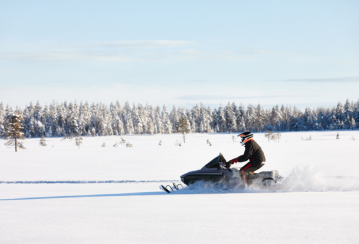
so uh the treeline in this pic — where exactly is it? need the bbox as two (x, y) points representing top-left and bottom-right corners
(0, 99), (358, 138)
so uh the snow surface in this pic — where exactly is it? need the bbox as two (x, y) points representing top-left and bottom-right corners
(1, 131), (359, 243)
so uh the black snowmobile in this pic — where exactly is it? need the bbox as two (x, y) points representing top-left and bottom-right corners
(159, 153), (281, 193)
(180, 153), (281, 188)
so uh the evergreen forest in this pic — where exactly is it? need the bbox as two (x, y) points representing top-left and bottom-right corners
(0, 99), (358, 138)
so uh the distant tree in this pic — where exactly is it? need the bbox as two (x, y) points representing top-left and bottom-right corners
(75, 137), (83, 149)
(336, 102), (346, 123)
(162, 105), (172, 134)
(170, 106), (179, 133)
(0, 103), (5, 135)
(354, 107), (359, 129)
(344, 99), (353, 129)
(40, 135), (47, 146)
(217, 106), (226, 132)
(350, 118), (356, 130)
(225, 102), (237, 132)
(3, 112), (26, 152)
(176, 115), (190, 143)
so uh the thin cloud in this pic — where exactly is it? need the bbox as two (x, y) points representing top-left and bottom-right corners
(284, 76), (359, 82)
(185, 80), (219, 83)
(175, 48), (276, 62)
(0, 51), (133, 62)
(0, 43), (277, 63)
(77, 40), (192, 49)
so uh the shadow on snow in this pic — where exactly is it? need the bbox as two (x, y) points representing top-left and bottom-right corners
(0, 191), (170, 201)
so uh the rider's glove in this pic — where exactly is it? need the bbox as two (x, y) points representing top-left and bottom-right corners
(230, 158), (239, 164)
(225, 161), (231, 168)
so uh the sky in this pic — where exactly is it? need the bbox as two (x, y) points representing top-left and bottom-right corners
(0, 0), (358, 110)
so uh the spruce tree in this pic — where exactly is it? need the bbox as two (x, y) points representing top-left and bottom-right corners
(3, 112), (26, 152)
(40, 135), (47, 146)
(176, 116), (190, 143)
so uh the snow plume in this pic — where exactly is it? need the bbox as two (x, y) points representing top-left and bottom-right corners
(279, 166), (327, 192)
(279, 166), (359, 192)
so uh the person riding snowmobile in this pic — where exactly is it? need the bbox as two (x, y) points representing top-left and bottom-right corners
(226, 132), (266, 185)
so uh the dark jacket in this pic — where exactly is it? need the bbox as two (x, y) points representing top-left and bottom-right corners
(237, 140), (266, 163)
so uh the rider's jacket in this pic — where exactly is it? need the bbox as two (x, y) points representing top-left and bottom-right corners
(237, 140), (266, 163)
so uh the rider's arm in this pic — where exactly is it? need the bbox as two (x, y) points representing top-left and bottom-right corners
(229, 143), (254, 164)
(237, 143), (254, 162)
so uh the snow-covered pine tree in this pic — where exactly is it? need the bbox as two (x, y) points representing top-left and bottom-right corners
(269, 105), (282, 131)
(336, 102), (346, 124)
(217, 105), (226, 132)
(162, 105), (172, 134)
(206, 106), (213, 133)
(46, 126), (52, 137)
(350, 117), (356, 130)
(344, 99), (353, 129)
(225, 102), (236, 132)
(3, 112), (26, 152)
(138, 103), (148, 133)
(255, 104), (265, 132)
(132, 104), (143, 134)
(36, 121), (46, 136)
(33, 101), (42, 121)
(170, 106), (179, 133)
(146, 105), (156, 134)
(191, 117), (196, 133)
(246, 105), (256, 131)
(155, 106), (163, 134)
(354, 107), (359, 129)
(0, 103), (5, 136)
(67, 113), (80, 138)
(281, 105), (292, 131)
(212, 108), (219, 133)
(191, 104), (201, 133)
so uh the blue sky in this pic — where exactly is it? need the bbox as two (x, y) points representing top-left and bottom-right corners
(1, 0), (358, 109)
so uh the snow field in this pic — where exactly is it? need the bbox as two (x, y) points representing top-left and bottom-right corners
(1, 131), (359, 243)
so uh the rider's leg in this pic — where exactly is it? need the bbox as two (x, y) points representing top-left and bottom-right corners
(240, 161), (265, 186)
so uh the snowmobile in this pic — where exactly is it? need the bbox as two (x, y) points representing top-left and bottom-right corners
(180, 153), (281, 188)
(159, 153), (281, 193)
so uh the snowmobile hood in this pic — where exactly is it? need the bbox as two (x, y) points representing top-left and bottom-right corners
(180, 153), (227, 178)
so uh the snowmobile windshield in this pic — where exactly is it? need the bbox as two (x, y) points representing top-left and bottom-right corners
(204, 153), (226, 169)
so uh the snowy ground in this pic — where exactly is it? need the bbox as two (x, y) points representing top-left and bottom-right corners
(1, 131), (359, 243)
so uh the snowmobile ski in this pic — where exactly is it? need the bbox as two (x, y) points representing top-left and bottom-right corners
(173, 182), (183, 190)
(159, 183), (184, 193)
(159, 185), (172, 193)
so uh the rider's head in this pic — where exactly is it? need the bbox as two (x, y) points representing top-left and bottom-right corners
(238, 131), (253, 146)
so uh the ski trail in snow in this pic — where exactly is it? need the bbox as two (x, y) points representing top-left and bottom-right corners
(0, 180), (179, 184)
